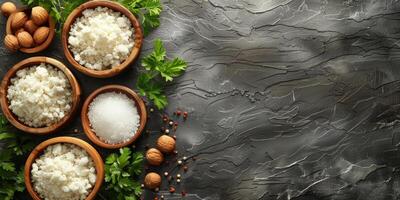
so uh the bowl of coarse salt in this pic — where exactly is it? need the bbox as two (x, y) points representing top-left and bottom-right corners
(25, 136), (104, 200)
(81, 85), (147, 149)
(61, 0), (143, 78)
(0, 56), (81, 135)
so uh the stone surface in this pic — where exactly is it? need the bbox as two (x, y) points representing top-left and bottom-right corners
(1, 0), (400, 200)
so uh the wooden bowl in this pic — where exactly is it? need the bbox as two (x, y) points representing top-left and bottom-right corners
(61, 0), (143, 78)
(0, 57), (81, 135)
(6, 9), (56, 54)
(81, 85), (147, 149)
(25, 136), (104, 200)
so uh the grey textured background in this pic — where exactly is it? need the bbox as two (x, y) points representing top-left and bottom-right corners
(2, 0), (400, 200)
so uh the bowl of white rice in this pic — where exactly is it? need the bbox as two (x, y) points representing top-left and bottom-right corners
(0, 56), (81, 135)
(61, 0), (143, 78)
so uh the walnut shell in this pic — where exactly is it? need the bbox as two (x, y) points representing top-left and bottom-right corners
(33, 27), (49, 45)
(17, 31), (33, 48)
(144, 172), (161, 189)
(11, 12), (27, 30)
(24, 20), (38, 35)
(15, 28), (25, 36)
(4, 34), (19, 52)
(156, 135), (176, 154)
(1, 2), (16, 17)
(146, 148), (164, 166)
(31, 6), (48, 26)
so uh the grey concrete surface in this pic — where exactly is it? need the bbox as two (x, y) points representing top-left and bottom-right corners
(2, 0), (400, 200)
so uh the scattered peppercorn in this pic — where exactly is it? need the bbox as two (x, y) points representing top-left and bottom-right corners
(183, 165), (188, 172)
(183, 111), (188, 119)
(177, 174), (181, 178)
(181, 191), (187, 197)
(178, 160), (182, 165)
(182, 156), (187, 161)
(177, 179), (181, 183)
(169, 121), (174, 126)
(165, 129), (170, 134)
(150, 108), (154, 112)
(164, 172), (169, 176)
(169, 186), (176, 193)
(176, 110), (181, 116)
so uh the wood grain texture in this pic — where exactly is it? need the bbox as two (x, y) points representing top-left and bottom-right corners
(0, 56), (81, 135)
(81, 85), (147, 149)
(6, 8), (55, 54)
(24, 136), (104, 200)
(61, 0), (143, 78)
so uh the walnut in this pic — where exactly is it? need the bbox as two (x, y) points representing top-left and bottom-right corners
(146, 148), (164, 166)
(156, 135), (176, 154)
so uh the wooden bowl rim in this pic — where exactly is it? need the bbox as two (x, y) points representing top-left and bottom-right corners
(24, 136), (104, 200)
(61, 0), (143, 78)
(6, 9), (56, 54)
(0, 56), (81, 135)
(81, 85), (147, 149)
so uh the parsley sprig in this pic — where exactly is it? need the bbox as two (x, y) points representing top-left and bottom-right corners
(0, 116), (36, 200)
(102, 148), (144, 200)
(137, 39), (187, 109)
(20, 0), (162, 36)
(116, 0), (162, 36)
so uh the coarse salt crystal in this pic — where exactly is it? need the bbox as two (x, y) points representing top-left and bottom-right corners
(88, 92), (140, 144)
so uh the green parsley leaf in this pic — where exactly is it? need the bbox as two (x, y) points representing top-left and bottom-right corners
(0, 115), (36, 200)
(102, 148), (143, 200)
(136, 39), (187, 109)
(0, 133), (14, 140)
(0, 162), (15, 172)
(106, 154), (118, 164)
(137, 73), (168, 109)
(141, 12), (161, 36)
(158, 58), (187, 82)
(117, 148), (132, 168)
(117, 0), (162, 36)
(153, 39), (167, 61)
